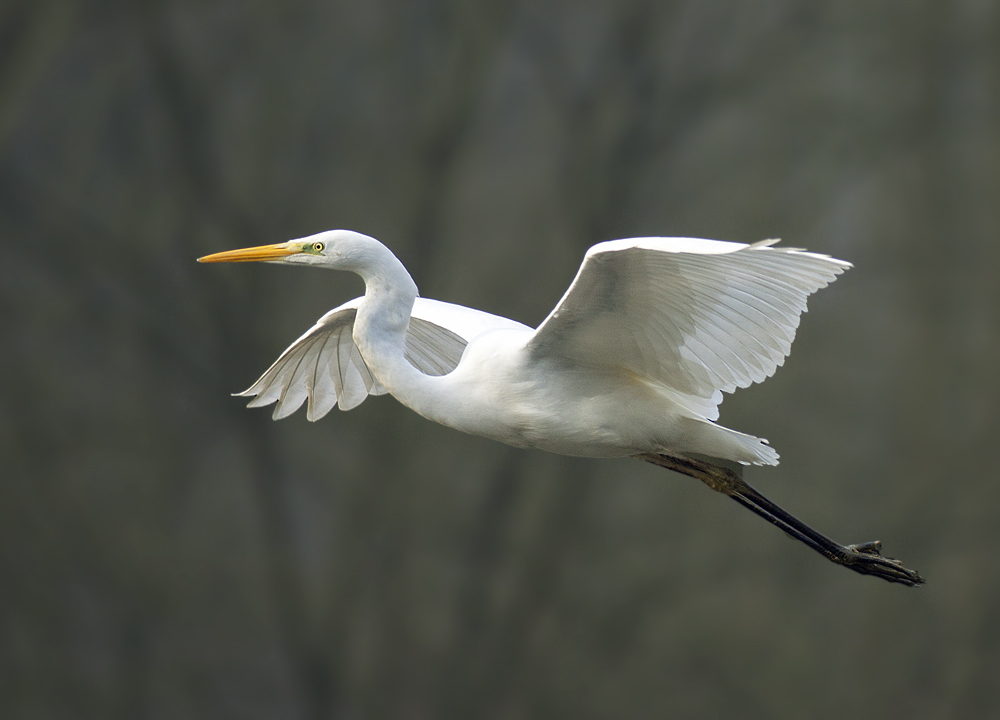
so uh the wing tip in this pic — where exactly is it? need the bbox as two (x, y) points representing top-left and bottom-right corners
(750, 239), (853, 271)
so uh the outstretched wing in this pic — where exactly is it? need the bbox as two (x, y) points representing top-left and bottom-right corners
(238, 297), (482, 421)
(526, 237), (850, 420)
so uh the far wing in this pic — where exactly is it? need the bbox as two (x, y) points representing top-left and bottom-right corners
(237, 297), (486, 421)
(525, 237), (850, 420)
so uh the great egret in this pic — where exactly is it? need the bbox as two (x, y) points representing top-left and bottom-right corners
(199, 230), (923, 586)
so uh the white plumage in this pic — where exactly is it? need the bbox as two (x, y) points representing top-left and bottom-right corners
(198, 231), (931, 587)
(200, 230), (849, 466)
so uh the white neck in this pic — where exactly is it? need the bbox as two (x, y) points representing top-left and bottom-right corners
(347, 238), (446, 420)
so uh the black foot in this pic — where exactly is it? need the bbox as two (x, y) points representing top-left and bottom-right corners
(838, 541), (924, 586)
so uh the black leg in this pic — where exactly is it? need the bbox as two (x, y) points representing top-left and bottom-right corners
(636, 452), (924, 586)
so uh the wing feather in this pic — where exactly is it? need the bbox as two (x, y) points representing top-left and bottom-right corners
(337, 342), (370, 411)
(272, 342), (314, 420)
(527, 237), (850, 419)
(306, 330), (341, 421)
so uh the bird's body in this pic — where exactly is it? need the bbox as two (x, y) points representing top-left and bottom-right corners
(200, 229), (925, 585)
(401, 319), (679, 458)
(201, 231), (846, 464)
(398, 320), (759, 461)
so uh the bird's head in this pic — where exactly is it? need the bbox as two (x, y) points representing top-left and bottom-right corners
(197, 229), (374, 269)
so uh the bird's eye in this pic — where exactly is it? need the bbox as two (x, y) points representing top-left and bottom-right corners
(312, 242), (324, 252)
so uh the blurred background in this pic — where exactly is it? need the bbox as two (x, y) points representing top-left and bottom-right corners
(2, 1), (999, 718)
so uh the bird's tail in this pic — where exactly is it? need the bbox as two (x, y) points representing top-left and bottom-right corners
(672, 417), (780, 466)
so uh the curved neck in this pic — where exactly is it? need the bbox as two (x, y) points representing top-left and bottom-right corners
(351, 241), (419, 347)
(349, 240), (445, 419)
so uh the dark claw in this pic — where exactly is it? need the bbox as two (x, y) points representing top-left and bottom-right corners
(839, 541), (924, 586)
(846, 540), (883, 556)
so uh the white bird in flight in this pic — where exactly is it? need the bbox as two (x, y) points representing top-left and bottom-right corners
(199, 229), (922, 585)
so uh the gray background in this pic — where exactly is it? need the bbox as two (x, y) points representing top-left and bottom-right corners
(2, 1), (999, 718)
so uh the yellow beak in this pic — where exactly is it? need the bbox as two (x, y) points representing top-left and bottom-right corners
(197, 242), (297, 263)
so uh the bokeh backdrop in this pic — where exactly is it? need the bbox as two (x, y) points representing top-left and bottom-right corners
(2, 1), (999, 718)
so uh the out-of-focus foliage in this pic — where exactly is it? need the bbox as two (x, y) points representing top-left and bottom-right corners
(2, 1), (999, 718)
